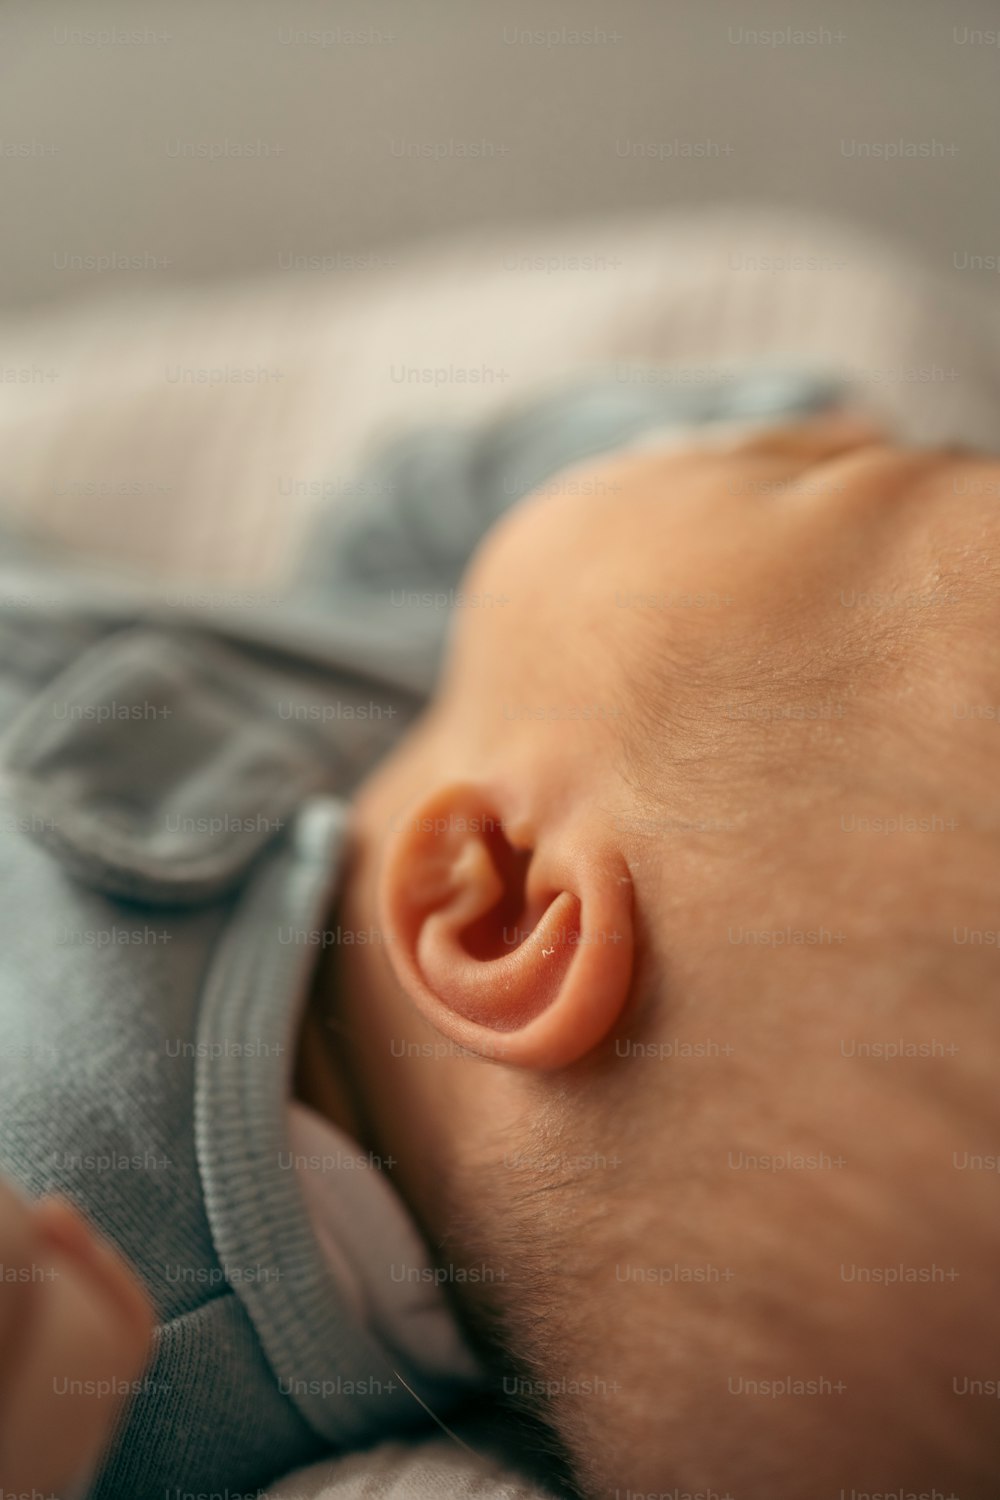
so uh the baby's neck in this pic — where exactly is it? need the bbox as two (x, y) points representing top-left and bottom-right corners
(293, 958), (369, 1145)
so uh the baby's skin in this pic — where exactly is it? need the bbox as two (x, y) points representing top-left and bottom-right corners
(0, 1178), (153, 1494)
(306, 415), (1000, 1497)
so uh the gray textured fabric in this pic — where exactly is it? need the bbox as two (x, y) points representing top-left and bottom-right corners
(0, 368), (841, 1497)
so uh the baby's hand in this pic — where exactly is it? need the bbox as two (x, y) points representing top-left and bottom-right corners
(0, 1176), (154, 1496)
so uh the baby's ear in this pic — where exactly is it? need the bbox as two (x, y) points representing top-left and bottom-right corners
(378, 783), (634, 1069)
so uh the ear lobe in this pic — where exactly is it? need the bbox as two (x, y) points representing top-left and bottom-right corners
(379, 784), (634, 1070)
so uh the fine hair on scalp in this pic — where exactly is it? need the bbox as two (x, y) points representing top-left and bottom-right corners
(436, 1120), (604, 1500)
(435, 1066), (676, 1500)
(439, 1046), (1000, 1500)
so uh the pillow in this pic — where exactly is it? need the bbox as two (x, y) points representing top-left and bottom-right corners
(1, 206), (997, 589)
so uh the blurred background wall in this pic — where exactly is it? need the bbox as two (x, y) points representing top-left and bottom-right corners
(1, 0), (998, 310)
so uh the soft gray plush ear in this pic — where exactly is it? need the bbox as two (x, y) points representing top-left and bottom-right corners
(0, 626), (345, 905)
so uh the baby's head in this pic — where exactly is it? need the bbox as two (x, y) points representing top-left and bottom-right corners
(338, 417), (1000, 1497)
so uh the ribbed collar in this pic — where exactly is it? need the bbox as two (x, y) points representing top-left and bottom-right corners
(193, 794), (447, 1446)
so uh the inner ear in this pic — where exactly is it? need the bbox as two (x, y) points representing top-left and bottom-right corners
(459, 820), (535, 962)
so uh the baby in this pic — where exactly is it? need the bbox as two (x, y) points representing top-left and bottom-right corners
(1, 387), (999, 1499)
(325, 414), (1000, 1498)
